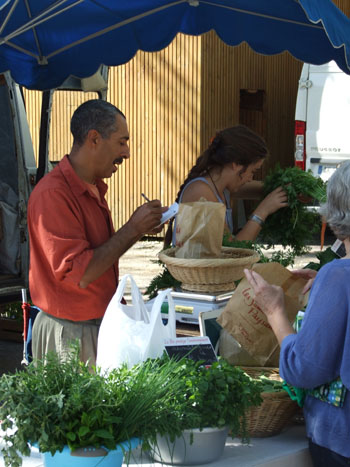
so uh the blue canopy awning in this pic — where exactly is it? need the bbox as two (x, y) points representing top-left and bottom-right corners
(0, 0), (350, 90)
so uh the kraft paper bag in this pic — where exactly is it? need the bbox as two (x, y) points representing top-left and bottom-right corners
(175, 200), (226, 259)
(217, 262), (308, 367)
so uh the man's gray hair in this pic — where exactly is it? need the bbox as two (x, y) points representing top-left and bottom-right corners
(319, 160), (350, 240)
(71, 99), (125, 146)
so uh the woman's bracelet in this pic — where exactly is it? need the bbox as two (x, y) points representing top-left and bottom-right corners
(249, 213), (265, 227)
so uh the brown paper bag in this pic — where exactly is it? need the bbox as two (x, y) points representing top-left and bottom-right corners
(175, 200), (225, 259)
(217, 262), (308, 366)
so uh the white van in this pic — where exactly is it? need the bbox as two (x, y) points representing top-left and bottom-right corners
(294, 61), (350, 181)
(0, 73), (37, 303)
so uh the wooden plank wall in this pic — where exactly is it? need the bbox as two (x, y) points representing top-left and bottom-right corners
(22, 89), (42, 163)
(201, 33), (303, 180)
(333, 0), (350, 15)
(107, 35), (201, 228)
(22, 90), (97, 164)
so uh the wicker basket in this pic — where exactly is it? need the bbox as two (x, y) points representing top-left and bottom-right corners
(242, 367), (299, 438)
(158, 247), (260, 293)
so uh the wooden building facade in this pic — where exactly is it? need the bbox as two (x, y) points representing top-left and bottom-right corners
(22, 1), (350, 231)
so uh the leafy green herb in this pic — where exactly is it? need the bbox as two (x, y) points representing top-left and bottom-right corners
(222, 237), (255, 250)
(222, 235), (296, 267)
(257, 375), (285, 393)
(259, 165), (326, 256)
(304, 246), (338, 271)
(151, 356), (263, 443)
(0, 344), (193, 466)
(145, 264), (181, 299)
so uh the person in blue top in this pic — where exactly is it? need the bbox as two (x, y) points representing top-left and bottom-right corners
(244, 160), (350, 466)
(164, 125), (287, 247)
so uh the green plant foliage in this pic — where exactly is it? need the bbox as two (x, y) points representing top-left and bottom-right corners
(151, 356), (263, 443)
(258, 248), (297, 268)
(257, 375), (285, 393)
(145, 264), (181, 299)
(222, 236), (255, 250)
(0, 301), (31, 322)
(247, 374), (302, 405)
(0, 344), (192, 466)
(259, 165), (326, 256)
(222, 236), (296, 268)
(304, 246), (338, 271)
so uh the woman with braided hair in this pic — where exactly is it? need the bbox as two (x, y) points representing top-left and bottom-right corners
(164, 125), (287, 247)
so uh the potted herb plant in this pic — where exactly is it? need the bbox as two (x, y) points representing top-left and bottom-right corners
(147, 356), (263, 465)
(0, 344), (190, 467)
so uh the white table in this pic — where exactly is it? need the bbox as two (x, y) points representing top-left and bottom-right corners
(0, 425), (312, 467)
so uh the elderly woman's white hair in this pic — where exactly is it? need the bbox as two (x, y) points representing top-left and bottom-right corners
(319, 160), (350, 240)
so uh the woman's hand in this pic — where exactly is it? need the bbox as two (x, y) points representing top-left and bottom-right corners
(254, 186), (288, 218)
(244, 268), (285, 318)
(291, 268), (317, 294)
(244, 268), (295, 345)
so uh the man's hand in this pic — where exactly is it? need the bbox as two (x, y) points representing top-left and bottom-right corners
(128, 200), (167, 236)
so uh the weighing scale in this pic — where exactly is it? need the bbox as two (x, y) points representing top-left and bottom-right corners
(146, 289), (234, 324)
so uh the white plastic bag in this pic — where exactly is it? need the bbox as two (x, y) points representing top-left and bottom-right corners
(96, 274), (176, 371)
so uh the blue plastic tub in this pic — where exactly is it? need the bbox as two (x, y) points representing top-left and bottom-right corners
(41, 438), (140, 467)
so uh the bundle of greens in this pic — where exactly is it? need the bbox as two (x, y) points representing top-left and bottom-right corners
(0, 345), (191, 467)
(257, 375), (285, 393)
(145, 260), (181, 299)
(304, 246), (338, 271)
(222, 236), (296, 267)
(259, 165), (327, 255)
(150, 356), (263, 443)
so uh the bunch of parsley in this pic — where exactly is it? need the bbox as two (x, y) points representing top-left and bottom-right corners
(259, 165), (326, 256)
(150, 356), (263, 443)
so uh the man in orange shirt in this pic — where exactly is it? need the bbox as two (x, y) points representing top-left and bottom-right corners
(28, 99), (165, 366)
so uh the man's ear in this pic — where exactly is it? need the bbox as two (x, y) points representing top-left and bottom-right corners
(86, 129), (100, 148)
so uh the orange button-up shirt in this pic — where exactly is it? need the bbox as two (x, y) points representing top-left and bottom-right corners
(28, 155), (118, 321)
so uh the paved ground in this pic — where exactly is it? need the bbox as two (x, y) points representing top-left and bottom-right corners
(119, 240), (165, 296)
(0, 238), (331, 375)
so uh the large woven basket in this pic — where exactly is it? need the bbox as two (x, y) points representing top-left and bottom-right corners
(158, 247), (260, 293)
(242, 367), (299, 438)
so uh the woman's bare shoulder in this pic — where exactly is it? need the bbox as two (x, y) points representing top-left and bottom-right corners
(181, 180), (218, 203)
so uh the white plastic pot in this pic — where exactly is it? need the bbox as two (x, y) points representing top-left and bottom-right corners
(150, 427), (229, 465)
